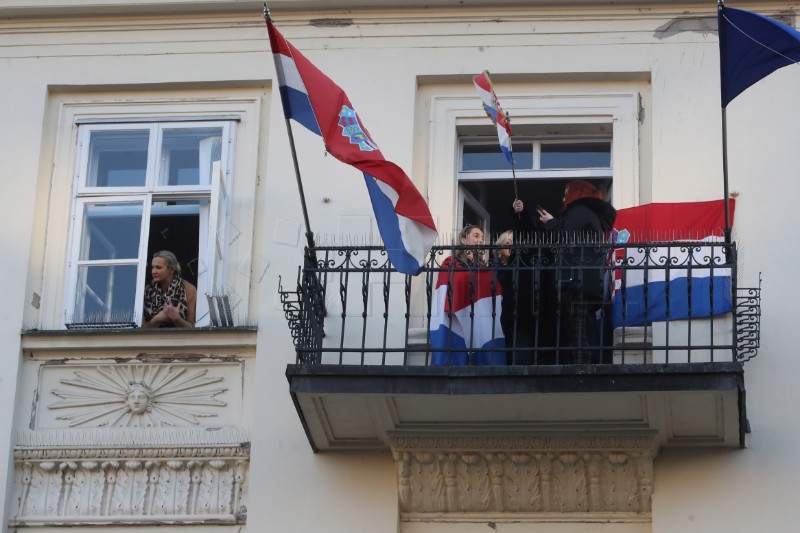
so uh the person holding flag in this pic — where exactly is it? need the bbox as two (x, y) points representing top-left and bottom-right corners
(536, 181), (617, 364)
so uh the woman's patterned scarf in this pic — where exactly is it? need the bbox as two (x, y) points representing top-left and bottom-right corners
(143, 274), (188, 326)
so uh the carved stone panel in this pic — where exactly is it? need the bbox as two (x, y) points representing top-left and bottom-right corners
(389, 434), (657, 517)
(36, 362), (243, 429)
(10, 437), (249, 526)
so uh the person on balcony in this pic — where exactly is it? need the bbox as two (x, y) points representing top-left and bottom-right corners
(494, 200), (542, 364)
(536, 180), (616, 364)
(142, 250), (197, 328)
(429, 224), (506, 366)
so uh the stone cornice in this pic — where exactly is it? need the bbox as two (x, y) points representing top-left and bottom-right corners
(17, 427), (251, 449)
(21, 327), (257, 356)
(389, 433), (659, 452)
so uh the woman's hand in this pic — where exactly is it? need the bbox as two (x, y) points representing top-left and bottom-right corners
(163, 299), (181, 323)
(513, 199), (524, 213)
(537, 206), (554, 224)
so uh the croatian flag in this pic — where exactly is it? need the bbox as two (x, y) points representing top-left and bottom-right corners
(473, 71), (513, 166)
(429, 257), (506, 365)
(611, 199), (736, 328)
(267, 20), (437, 275)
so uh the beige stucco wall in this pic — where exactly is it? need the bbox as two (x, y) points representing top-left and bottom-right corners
(1, 2), (798, 532)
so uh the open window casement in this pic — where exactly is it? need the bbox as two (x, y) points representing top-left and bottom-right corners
(65, 197), (151, 327)
(205, 155), (235, 327)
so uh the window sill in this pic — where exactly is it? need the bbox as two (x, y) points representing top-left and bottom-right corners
(21, 326), (257, 356)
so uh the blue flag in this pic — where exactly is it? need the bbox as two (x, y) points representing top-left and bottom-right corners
(719, 6), (800, 107)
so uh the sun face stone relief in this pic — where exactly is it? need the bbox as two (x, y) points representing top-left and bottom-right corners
(37, 363), (242, 429)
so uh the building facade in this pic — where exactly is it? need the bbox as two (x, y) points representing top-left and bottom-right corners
(0, 1), (794, 532)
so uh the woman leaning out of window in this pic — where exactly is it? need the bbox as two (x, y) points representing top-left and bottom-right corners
(142, 250), (197, 328)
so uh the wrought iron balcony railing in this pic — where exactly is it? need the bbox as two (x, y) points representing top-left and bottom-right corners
(280, 240), (760, 367)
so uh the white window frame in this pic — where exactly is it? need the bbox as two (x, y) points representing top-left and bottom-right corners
(63, 120), (236, 327)
(458, 136), (614, 181)
(425, 91), (641, 239)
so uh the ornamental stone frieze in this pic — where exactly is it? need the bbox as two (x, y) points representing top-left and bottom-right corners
(389, 433), (657, 517)
(10, 428), (249, 526)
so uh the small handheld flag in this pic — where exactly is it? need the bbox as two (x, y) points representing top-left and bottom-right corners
(473, 71), (513, 166)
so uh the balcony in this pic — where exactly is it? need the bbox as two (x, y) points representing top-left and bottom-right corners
(280, 240), (760, 456)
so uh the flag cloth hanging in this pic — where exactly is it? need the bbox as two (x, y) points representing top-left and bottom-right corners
(473, 71), (513, 165)
(610, 199), (736, 328)
(719, 6), (800, 107)
(266, 19), (437, 275)
(429, 256), (506, 366)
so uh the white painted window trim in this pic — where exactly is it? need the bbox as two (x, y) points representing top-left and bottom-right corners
(64, 121), (233, 327)
(36, 95), (261, 331)
(426, 92), (640, 238)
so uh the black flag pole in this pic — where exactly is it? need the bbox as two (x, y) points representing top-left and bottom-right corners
(718, 0), (732, 245)
(265, 3), (316, 251)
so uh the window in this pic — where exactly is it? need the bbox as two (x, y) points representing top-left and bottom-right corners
(457, 136), (613, 236)
(460, 139), (611, 174)
(422, 89), (642, 244)
(65, 121), (235, 327)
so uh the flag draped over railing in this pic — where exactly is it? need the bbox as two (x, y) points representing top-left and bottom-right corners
(473, 71), (513, 165)
(266, 19), (437, 276)
(610, 199), (736, 328)
(719, 5), (800, 107)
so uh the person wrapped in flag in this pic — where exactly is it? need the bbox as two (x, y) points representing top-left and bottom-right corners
(429, 225), (506, 366)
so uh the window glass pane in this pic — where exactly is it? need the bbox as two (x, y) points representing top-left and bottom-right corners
(72, 264), (138, 324)
(462, 144), (532, 171)
(86, 130), (149, 187)
(540, 142), (611, 169)
(79, 202), (143, 260)
(159, 128), (223, 186)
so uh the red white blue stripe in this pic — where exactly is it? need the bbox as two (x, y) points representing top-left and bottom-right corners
(611, 200), (736, 327)
(429, 257), (506, 365)
(267, 20), (437, 275)
(473, 71), (513, 165)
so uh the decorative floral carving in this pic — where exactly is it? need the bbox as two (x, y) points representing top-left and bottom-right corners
(389, 434), (657, 515)
(11, 448), (249, 526)
(47, 365), (228, 428)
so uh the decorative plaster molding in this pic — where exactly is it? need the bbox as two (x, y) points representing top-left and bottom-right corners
(389, 433), (656, 516)
(17, 427), (250, 449)
(37, 363), (242, 429)
(10, 440), (249, 526)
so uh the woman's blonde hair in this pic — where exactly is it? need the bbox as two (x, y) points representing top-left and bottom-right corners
(152, 250), (181, 275)
(493, 230), (514, 261)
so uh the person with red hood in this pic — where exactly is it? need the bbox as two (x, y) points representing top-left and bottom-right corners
(536, 180), (617, 364)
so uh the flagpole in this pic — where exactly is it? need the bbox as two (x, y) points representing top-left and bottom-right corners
(264, 3), (316, 251)
(507, 114), (519, 200)
(718, 0), (732, 245)
(721, 106), (732, 244)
